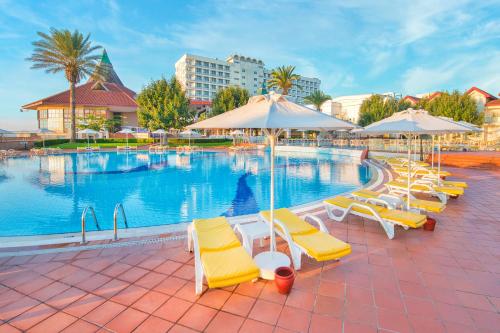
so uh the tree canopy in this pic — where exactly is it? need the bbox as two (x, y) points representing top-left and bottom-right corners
(28, 28), (102, 142)
(136, 76), (193, 130)
(77, 114), (120, 132)
(303, 90), (331, 110)
(358, 95), (411, 126)
(416, 91), (483, 125)
(267, 65), (300, 95)
(211, 86), (250, 116)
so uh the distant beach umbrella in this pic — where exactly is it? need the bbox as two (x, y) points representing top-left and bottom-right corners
(118, 128), (135, 147)
(180, 129), (201, 146)
(33, 128), (54, 148)
(152, 129), (167, 145)
(77, 128), (99, 147)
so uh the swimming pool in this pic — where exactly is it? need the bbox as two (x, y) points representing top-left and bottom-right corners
(0, 151), (372, 236)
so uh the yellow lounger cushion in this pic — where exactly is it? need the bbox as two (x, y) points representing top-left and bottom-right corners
(397, 177), (467, 188)
(292, 232), (351, 261)
(194, 217), (240, 252)
(323, 196), (385, 216)
(378, 210), (427, 228)
(325, 196), (426, 228)
(387, 181), (464, 196)
(352, 189), (445, 213)
(201, 247), (260, 288)
(260, 208), (317, 235)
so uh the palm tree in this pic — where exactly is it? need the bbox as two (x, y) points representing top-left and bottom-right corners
(28, 28), (102, 142)
(267, 65), (300, 95)
(303, 90), (331, 111)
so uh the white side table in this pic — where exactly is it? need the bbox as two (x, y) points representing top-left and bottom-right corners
(234, 222), (269, 256)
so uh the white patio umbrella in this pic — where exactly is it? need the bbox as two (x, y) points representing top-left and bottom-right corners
(188, 92), (355, 276)
(180, 129), (201, 147)
(0, 129), (11, 143)
(152, 129), (167, 145)
(230, 129), (245, 145)
(118, 128), (135, 147)
(33, 128), (54, 148)
(359, 109), (470, 209)
(77, 128), (99, 148)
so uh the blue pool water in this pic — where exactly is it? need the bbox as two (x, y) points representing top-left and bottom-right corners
(0, 151), (372, 236)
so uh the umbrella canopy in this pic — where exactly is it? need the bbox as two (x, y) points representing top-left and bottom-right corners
(188, 93), (355, 130)
(230, 129), (245, 136)
(77, 128), (99, 135)
(33, 128), (54, 148)
(188, 92), (356, 277)
(180, 129), (201, 137)
(118, 128), (135, 134)
(360, 108), (470, 209)
(152, 129), (167, 134)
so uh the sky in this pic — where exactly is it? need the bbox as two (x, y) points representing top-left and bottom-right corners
(0, 0), (499, 130)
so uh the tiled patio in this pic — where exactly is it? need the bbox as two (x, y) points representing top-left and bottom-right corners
(0, 166), (499, 332)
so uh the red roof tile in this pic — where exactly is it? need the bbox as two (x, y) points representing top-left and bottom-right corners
(402, 95), (420, 104)
(190, 99), (212, 106)
(23, 82), (137, 109)
(486, 99), (500, 107)
(465, 86), (497, 100)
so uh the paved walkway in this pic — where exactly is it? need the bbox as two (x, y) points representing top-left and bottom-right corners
(0, 167), (498, 332)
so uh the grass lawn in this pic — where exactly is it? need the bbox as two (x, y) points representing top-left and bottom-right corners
(167, 141), (233, 148)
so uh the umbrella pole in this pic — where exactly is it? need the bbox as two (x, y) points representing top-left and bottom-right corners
(269, 131), (276, 252)
(438, 136), (441, 185)
(407, 133), (411, 210)
(431, 136), (434, 168)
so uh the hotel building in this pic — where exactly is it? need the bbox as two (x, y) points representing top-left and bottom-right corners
(175, 53), (321, 105)
(22, 50), (139, 134)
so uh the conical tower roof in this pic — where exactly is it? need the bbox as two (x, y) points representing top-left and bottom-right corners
(88, 49), (124, 86)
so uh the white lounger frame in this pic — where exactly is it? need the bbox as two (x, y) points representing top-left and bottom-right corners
(258, 213), (331, 270)
(385, 182), (448, 204)
(186, 225), (206, 295)
(324, 197), (415, 240)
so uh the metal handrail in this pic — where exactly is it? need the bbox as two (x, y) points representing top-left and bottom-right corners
(81, 206), (100, 244)
(113, 203), (129, 241)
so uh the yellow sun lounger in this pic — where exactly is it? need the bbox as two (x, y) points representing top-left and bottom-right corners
(385, 180), (463, 204)
(189, 217), (260, 295)
(351, 189), (445, 213)
(396, 176), (468, 189)
(392, 166), (452, 178)
(260, 208), (351, 270)
(323, 195), (427, 239)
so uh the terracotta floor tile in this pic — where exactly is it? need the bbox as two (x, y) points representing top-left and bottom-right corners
(105, 307), (148, 333)
(153, 276), (187, 295)
(404, 296), (437, 318)
(60, 319), (100, 333)
(93, 278), (130, 299)
(0, 324), (22, 333)
(8, 303), (56, 331)
(131, 290), (170, 314)
(118, 266), (149, 283)
(313, 295), (344, 317)
(467, 308), (500, 330)
(408, 315), (446, 333)
(285, 289), (315, 311)
(309, 313), (342, 333)
(75, 273), (112, 292)
(342, 321), (377, 333)
(101, 262), (133, 278)
(132, 315), (173, 333)
(435, 301), (474, 326)
(46, 287), (87, 310)
(60, 268), (95, 286)
(456, 291), (496, 312)
(346, 285), (374, 306)
(234, 280), (265, 298)
(238, 318), (275, 333)
(134, 271), (167, 289)
(373, 288), (405, 312)
(318, 280), (345, 298)
(197, 288), (232, 309)
(83, 300), (126, 326)
(62, 293), (106, 318)
(221, 293), (256, 317)
(110, 284), (149, 306)
(344, 303), (377, 326)
(168, 324), (198, 333)
(30, 281), (70, 302)
(178, 303), (217, 331)
(248, 299), (283, 325)
(136, 256), (166, 270)
(28, 312), (78, 333)
(205, 311), (245, 333)
(258, 282), (288, 304)
(153, 296), (192, 322)
(174, 281), (200, 302)
(14, 275), (54, 295)
(277, 305), (311, 333)
(0, 296), (40, 321)
(153, 260), (182, 275)
(377, 308), (412, 333)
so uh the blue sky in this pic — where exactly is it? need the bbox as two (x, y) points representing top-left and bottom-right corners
(0, 0), (499, 130)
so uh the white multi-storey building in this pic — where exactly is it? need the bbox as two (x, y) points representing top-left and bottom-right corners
(175, 53), (321, 104)
(318, 92), (396, 124)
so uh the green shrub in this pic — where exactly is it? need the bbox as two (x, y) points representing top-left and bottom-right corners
(168, 138), (232, 145)
(35, 138), (154, 147)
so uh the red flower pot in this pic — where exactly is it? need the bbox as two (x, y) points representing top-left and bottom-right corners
(424, 217), (436, 231)
(274, 266), (295, 294)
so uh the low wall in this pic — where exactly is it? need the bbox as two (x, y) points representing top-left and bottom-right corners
(276, 145), (364, 158)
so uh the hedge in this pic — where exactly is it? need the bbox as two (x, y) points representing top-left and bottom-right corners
(35, 138), (154, 148)
(167, 138), (232, 145)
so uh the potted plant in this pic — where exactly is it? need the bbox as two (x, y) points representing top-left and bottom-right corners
(274, 266), (295, 294)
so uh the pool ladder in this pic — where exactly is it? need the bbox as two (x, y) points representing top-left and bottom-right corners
(80, 203), (129, 244)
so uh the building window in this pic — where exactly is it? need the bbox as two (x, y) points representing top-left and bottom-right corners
(211, 70), (216, 75)
(242, 69), (245, 72)
(211, 78), (217, 82)
(196, 83), (202, 88)
(225, 73), (230, 78)
(211, 85), (216, 89)
(218, 64), (223, 70)
(195, 68), (201, 73)
(203, 69), (209, 74)
(218, 79), (223, 84)
(196, 90), (202, 96)
(204, 76), (209, 82)
(225, 65), (230, 71)
(196, 60), (202, 66)
(210, 63), (216, 68)
(254, 71), (257, 74)
(196, 75), (202, 81)
(225, 80), (230, 84)
(203, 84), (209, 88)
(203, 61), (209, 67)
